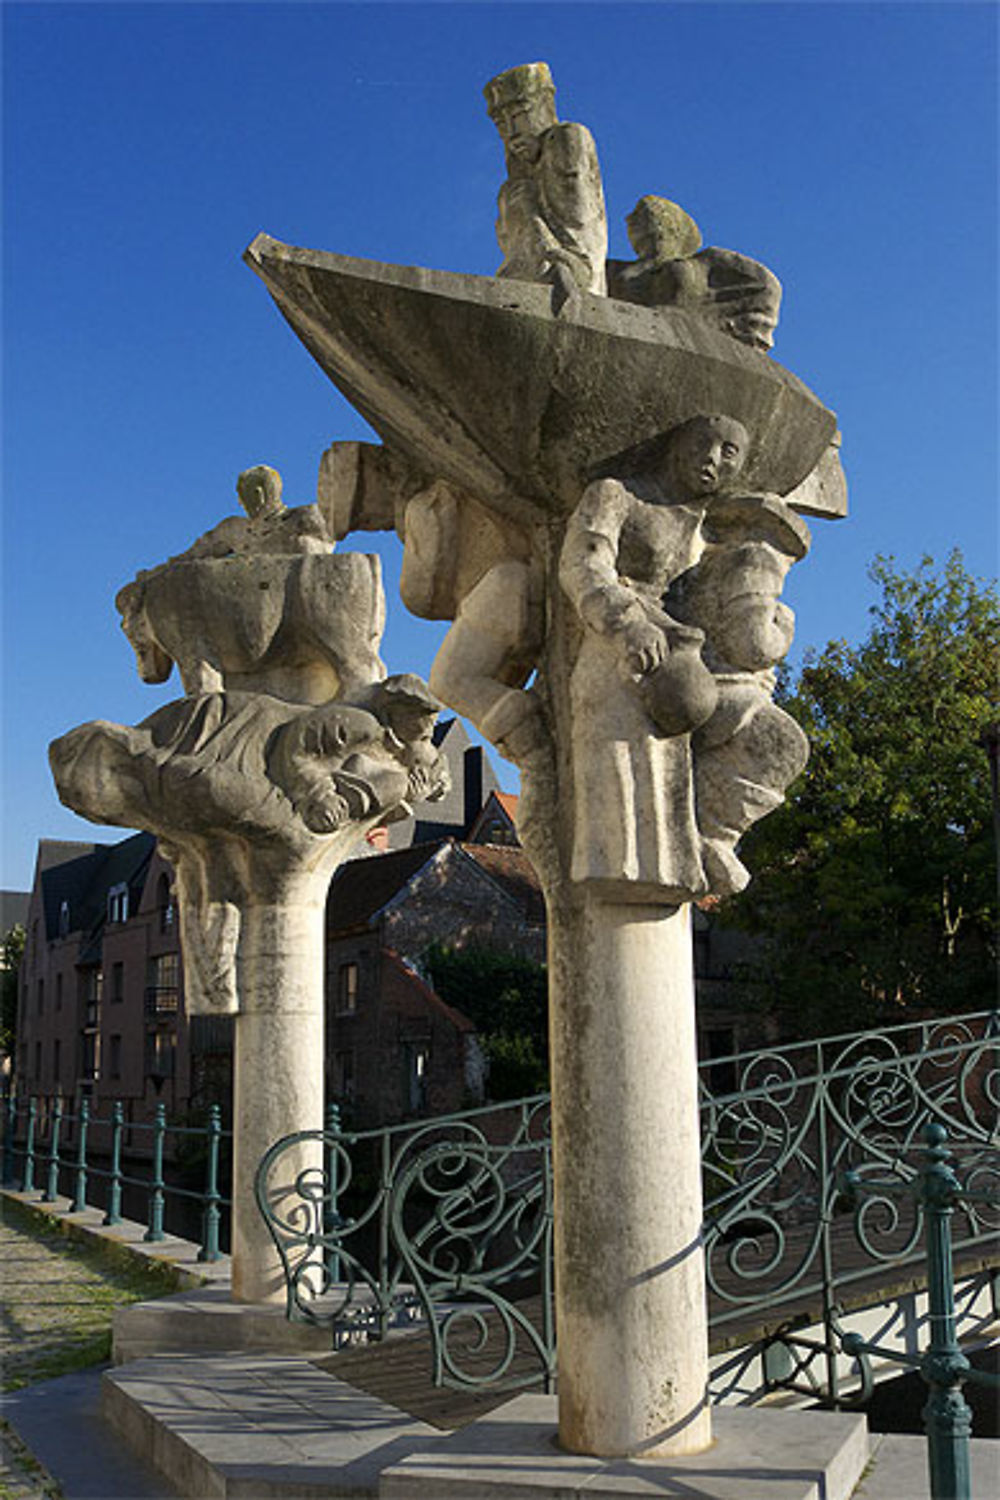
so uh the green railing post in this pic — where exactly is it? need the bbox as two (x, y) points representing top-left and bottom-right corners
(104, 1101), (123, 1225)
(919, 1122), (973, 1500)
(144, 1102), (166, 1242)
(324, 1102), (343, 1284)
(70, 1098), (90, 1211)
(378, 1128), (391, 1340)
(2, 1094), (16, 1186)
(22, 1097), (37, 1193)
(198, 1104), (222, 1262)
(42, 1098), (63, 1203)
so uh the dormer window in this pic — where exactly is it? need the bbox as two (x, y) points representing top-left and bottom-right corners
(107, 883), (129, 925)
(59, 900), (70, 937)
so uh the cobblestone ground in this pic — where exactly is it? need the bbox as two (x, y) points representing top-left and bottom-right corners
(0, 1198), (169, 1499)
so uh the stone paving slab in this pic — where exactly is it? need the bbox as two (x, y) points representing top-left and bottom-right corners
(378, 1394), (870, 1500)
(101, 1353), (444, 1498)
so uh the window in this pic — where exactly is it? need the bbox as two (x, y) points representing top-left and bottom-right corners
(145, 1030), (175, 1084)
(53, 1038), (61, 1086)
(157, 873), (175, 933)
(107, 883), (129, 925)
(81, 1030), (100, 1082)
(34, 1041), (42, 1080)
(59, 901), (70, 938)
(336, 962), (359, 1015)
(405, 1043), (430, 1114)
(37, 978), (44, 1015)
(111, 962), (125, 1004)
(147, 953), (179, 1016)
(55, 973), (63, 1012)
(81, 968), (103, 1027)
(109, 1034), (122, 1081)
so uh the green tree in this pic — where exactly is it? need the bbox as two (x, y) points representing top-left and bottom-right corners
(1, 923), (26, 1057)
(723, 552), (998, 1037)
(423, 944), (549, 1099)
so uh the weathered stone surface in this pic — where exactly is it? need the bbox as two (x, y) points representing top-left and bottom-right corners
(485, 61), (607, 302)
(244, 237), (841, 518)
(608, 195), (783, 353)
(50, 473), (447, 1303)
(242, 59), (847, 1460)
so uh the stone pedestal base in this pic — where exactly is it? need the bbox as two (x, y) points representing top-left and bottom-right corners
(379, 1395), (870, 1499)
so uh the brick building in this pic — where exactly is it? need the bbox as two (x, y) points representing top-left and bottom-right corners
(13, 718), (761, 1129)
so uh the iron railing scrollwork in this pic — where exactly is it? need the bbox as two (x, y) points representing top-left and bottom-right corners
(256, 1009), (998, 1409)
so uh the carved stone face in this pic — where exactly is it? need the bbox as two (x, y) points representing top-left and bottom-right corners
(668, 416), (748, 499)
(626, 197), (702, 263)
(237, 465), (284, 520)
(495, 95), (556, 162)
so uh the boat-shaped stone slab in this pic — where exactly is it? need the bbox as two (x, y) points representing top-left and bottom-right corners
(246, 234), (844, 523)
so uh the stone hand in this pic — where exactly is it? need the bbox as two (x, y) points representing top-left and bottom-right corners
(622, 619), (667, 676)
(297, 785), (351, 834)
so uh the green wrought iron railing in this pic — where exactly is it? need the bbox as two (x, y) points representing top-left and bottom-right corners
(256, 1009), (999, 1411)
(1, 1092), (230, 1261)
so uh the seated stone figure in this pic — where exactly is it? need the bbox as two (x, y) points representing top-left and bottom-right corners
(485, 62), (607, 304)
(116, 464), (384, 702)
(666, 493), (811, 893)
(607, 195), (782, 352)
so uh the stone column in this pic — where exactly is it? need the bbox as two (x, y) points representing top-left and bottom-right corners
(547, 892), (709, 1456)
(230, 888), (328, 1303)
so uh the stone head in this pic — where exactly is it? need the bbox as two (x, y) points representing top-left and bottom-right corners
(373, 674), (440, 744)
(664, 414), (749, 500)
(484, 62), (557, 163)
(237, 464), (284, 521)
(626, 196), (702, 263)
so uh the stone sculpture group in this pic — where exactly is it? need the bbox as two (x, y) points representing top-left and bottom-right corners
(51, 61), (844, 1461)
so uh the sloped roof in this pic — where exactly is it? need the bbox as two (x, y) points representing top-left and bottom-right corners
(457, 844), (545, 925)
(0, 891), (29, 934)
(39, 831), (156, 953)
(382, 947), (476, 1033)
(326, 840), (448, 935)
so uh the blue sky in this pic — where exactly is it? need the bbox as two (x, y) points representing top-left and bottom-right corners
(3, 1), (997, 890)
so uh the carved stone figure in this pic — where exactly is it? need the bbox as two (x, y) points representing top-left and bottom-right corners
(116, 466), (384, 702)
(485, 62), (607, 303)
(668, 494), (811, 892)
(51, 476), (445, 1304)
(559, 414), (751, 900)
(607, 194), (783, 351)
(319, 439), (546, 766)
(236, 62), (847, 1461)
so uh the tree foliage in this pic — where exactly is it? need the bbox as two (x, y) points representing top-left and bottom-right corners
(723, 552), (998, 1037)
(423, 944), (549, 1099)
(1, 923), (26, 1056)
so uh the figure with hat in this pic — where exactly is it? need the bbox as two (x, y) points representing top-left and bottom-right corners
(484, 62), (607, 305)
